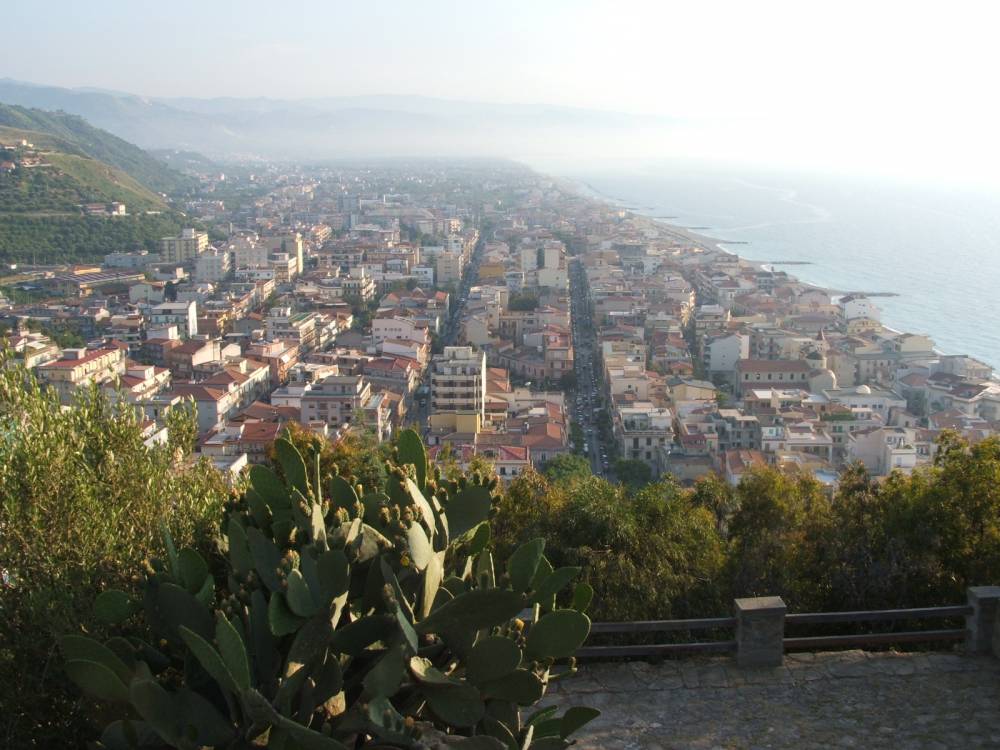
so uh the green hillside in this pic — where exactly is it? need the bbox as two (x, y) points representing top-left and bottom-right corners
(0, 103), (193, 193)
(0, 213), (187, 265)
(0, 144), (168, 213)
(0, 105), (200, 264)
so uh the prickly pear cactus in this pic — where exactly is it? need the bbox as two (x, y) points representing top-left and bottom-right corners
(64, 429), (598, 749)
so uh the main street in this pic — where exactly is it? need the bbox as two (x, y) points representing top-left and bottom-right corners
(568, 257), (609, 477)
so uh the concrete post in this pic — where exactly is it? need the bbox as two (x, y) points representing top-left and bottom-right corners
(735, 596), (786, 667)
(965, 586), (1000, 654)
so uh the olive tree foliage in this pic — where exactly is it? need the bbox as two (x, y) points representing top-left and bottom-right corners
(0, 356), (229, 747)
(496, 434), (1000, 624)
(494, 471), (726, 622)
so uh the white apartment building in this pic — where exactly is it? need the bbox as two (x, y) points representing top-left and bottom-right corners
(703, 332), (750, 377)
(231, 236), (269, 268)
(194, 248), (231, 283)
(150, 300), (198, 338)
(431, 346), (487, 420)
(372, 315), (427, 346)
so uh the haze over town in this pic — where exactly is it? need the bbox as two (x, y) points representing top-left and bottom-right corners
(6, 0), (1000, 184)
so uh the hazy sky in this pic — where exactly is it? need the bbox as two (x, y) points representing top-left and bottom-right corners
(6, 0), (1000, 183)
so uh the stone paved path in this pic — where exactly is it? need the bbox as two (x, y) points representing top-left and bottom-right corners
(544, 650), (1000, 749)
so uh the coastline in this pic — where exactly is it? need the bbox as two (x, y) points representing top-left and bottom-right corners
(557, 172), (998, 378)
(561, 175), (836, 294)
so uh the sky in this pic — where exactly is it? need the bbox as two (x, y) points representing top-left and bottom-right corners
(5, 0), (1000, 183)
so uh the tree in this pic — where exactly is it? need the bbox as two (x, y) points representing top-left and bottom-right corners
(543, 453), (592, 485)
(805, 463), (918, 611)
(278, 421), (389, 495)
(613, 458), (652, 489)
(164, 396), (199, 456)
(559, 370), (577, 391)
(725, 466), (829, 607)
(507, 292), (539, 311)
(496, 475), (726, 622)
(0, 357), (228, 746)
(690, 471), (737, 536)
(914, 433), (1000, 596)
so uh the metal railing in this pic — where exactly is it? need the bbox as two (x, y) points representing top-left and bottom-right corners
(575, 602), (975, 660)
(783, 605), (971, 650)
(580, 617), (737, 658)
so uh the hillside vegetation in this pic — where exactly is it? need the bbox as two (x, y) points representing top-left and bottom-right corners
(0, 213), (187, 264)
(0, 359), (228, 747)
(0, 149), (167, 213)
(0, 104), (199, 264)
(0, 103), (193, 193)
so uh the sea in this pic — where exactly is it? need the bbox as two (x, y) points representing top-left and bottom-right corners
(564, 163), (1000, 371)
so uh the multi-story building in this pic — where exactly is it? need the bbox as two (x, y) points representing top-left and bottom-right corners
(160, 228), (209, 263)
(165, 339), (223, 379)
(615, 402), (674, 473)
(150, 301), (199, 338)
(7, 330), (60, 369)
(342, 269), (378, 302)
(38, 345), (127, 404)
(300, 374), (389, 441)
(735, 359), (811, 395)
(106, 314), (147, 351)
(372, 314), (429, 346)
(106, 362), (172, 404)
(201, 420), (285, 466)
(261, 232), (305, 277)
(436, 251), (464, 285)
(431, 346), (487, 420)
(702, 332), (750, 378)
(266, 307), (319, 352)
(194, 249), (232, 283)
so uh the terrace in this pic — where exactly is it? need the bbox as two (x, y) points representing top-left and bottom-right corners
(545, 588), (1000, 748)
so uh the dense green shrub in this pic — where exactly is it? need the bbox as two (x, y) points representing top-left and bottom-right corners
(0, 358), (229, 747)
(496, 435), (1000, 620)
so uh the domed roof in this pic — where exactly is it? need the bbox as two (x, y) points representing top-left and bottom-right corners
(806, 350), (823, 360)
(856, 384), (872, 395)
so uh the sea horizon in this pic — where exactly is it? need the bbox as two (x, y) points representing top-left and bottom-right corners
(558, 163), (1000, 371)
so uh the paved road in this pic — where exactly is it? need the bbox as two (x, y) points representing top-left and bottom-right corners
(569, 257), (608, 477)
(544, 650), (1000, 749)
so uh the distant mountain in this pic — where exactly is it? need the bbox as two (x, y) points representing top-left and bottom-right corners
(0, 101), (192, 193)
(0, 79), (679, 162)
(148, 148), (217, 173)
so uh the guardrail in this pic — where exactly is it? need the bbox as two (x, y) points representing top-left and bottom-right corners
(573, 586), (1000, 666)
(580, 617), (737, 658)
